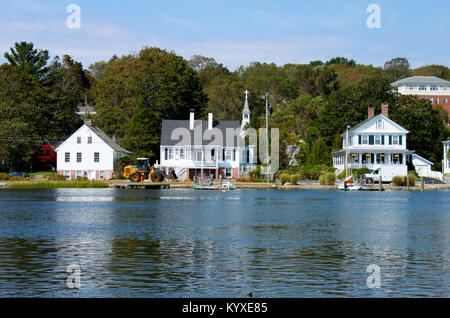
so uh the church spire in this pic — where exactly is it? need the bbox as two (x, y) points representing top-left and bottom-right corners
(243, 89), (250, 113)
(241, 90), (251, 132)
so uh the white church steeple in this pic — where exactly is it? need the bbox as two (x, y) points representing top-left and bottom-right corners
(241, 89), (251, 129)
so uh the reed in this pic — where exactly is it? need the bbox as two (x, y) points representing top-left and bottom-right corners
(7, 180), (109, 189)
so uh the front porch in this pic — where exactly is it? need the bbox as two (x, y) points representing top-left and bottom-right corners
(333, 150), (409, 169)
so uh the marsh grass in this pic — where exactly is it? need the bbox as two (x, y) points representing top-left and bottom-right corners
(7, 180), (109, 189)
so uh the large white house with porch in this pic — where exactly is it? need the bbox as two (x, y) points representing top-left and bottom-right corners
(159, 92), (255, 180)
(332, 105), (411, 179)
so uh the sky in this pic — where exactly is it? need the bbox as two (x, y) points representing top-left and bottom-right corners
(1, 0), (449, 70)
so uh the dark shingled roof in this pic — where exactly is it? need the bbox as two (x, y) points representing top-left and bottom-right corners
(86, 125), (131, 154)
(161, 119), (241, 147)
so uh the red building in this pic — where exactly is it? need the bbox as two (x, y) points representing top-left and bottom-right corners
(32, 142), (57, 170)
(392, 76), (450, 126)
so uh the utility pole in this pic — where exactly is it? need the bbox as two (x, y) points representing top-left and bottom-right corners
(265, 93), (270, 184)
(345, 125), (350, 179)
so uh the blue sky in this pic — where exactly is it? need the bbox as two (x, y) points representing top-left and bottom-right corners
(1, 0), (449, 70)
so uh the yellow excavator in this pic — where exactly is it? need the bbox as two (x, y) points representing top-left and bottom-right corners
(123, 158), (166, 182)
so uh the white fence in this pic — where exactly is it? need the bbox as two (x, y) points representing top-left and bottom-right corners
(416, 168), (443, 181)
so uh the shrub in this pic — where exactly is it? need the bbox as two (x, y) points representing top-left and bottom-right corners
(408, 170), (418, 178)
(8, 176), (27, 182)
(352, 168), (371, 179)
(75, 177), (89, 182)
(392, 176), (404, 186)
(0, 173), (9, 180)
(337, 170), (346, 179)
(48, 174), (66, 181)
(407, 173), (417, 186)
(319, 173), (336, 185)
(290, 174), (301, 185)
(280, 174), (290, 185)
(250, 166), (263, 179)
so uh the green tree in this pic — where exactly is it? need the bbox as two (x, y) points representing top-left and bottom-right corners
(4, 41), (50, 82)
(94, 47), (207, 160)
(384, 57), (411, 81)
(307, 137), (332, 165)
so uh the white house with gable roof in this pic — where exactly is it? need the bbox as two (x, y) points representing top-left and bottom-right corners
(56, 120), (131, 180)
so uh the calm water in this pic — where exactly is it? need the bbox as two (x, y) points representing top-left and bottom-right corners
(0, 188), (448, 297)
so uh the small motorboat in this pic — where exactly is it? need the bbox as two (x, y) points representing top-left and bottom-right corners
(338, 176), (361, 191)
(219, 182), (235, 191)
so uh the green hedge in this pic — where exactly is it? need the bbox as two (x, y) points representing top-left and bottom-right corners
(290, 174), (301, 185)
(392, 173), (418, 186)
(0, 173), (9, 180)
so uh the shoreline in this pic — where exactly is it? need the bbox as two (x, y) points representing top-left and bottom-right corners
(1, 180), (449, 191)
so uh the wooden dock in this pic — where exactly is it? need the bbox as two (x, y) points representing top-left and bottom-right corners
(114, 183), (170, 189)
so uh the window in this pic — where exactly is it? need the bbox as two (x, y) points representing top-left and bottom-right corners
(409, 86), (415, 90)
(435, 98), (439, 104)
(444, 98), (448, 103)
(94, 152), (99, 163)
(419, 85), (426, 91)
(45, 150), (50, 156)
(168, 149), (174, 160)
(76, 170), (82, 178)
(376, 153), (385, 164)
(87, 136), (92, 144)
(180, 149), (185, 160)
(430, 85), (438, 91)
(376, 120), (384, 130)
(77, 136), (81, 144)
(443, 86), (448, 91)
(430, 98), (434, 103)
(392, 136), (399, 145)
(65, 152), (70, 163)
(99, 171), (105, 179)
(175, 148), (179, 160)
(362, 135), (368, 145)
(226, 168), (232, 178)
(225, 150), (232, 161)
(77, 152), (82, 163)
(375, 135), (381, 145)
(64, 170), (70, 179)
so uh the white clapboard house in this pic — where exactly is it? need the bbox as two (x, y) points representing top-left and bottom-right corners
(331, 105), (404, 179)
(56, 120), (131, 180)
(332, 104), (442, 181)
(159, 92), (255, 180)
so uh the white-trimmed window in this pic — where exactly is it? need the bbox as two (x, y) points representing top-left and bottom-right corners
(168, 149), (174, 160)
(435, 98), (439, 104)
(226, 168), (232, 178)
(419, 85), (426, 91)
(393, 135), (399, 145)
(64, 170), (70, 179)
(180, 148), (185, 160)
(65, 152), (70, 162)
(94, 152), (100, 163)
(77, 136), (81, 144)
(362, 135), (368, 145)
(409, 86), (415, 90)
(99, 171), (105, 179)
(175, 148), (179, 160)
(430, 85), (438, 91)
(76, 152), (82, 162)
(76, 170), (82, 178)
(87, 136), (92, 144)
(375, 135), (381, 145)
(225, 150), (232, 161)
(376, 120), (384, 129)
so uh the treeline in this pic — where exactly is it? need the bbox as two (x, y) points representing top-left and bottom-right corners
(1, 42), (449, 171)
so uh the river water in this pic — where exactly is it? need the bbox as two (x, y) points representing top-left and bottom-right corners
(0, 188), (448, 297)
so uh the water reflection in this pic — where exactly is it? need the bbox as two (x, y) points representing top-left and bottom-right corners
(0, 188), (448, 297)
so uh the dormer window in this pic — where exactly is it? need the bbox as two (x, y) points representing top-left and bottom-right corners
(77, 137), (81, 144)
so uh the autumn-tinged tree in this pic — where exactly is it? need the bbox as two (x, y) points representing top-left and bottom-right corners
(94, 47), (207, 159)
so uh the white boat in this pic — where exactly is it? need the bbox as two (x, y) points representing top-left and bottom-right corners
(338, 176), (361, 191)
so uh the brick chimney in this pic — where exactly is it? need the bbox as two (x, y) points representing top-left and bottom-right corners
(84, 119), (93, 126)
(381, 103), (389, 117)
(368, 107), (375, 119)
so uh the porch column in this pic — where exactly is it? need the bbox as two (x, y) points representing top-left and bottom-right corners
(201, 148), (204, 178)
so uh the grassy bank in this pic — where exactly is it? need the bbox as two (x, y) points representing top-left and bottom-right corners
(7, 180), (109, 189)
